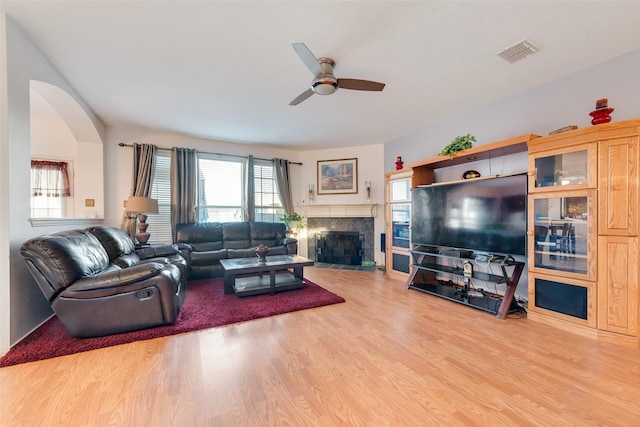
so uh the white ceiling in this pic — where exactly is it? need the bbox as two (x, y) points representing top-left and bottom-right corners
(4, 1), (640, 150)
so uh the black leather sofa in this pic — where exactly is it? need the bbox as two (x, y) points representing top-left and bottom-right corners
(20, 226), (187, 338)
(175, 221), (297, 279)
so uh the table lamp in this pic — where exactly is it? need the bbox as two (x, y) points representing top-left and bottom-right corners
(126, 196), (159, 245)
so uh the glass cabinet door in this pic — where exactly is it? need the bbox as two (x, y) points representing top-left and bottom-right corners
(390, 178), (411, 202)
(391, 204), (410, 249)
(529, 190), (596, 280)
(529, 143), (597, 192)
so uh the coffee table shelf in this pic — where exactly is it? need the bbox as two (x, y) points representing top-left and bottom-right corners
(220, 255), (314, 297)
(234, 273), (304, 297)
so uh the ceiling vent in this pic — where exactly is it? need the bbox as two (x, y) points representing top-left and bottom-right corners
(497, 39), (540, 63)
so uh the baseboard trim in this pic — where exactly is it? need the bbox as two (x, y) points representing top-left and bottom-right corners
(1, 313), (55, 357)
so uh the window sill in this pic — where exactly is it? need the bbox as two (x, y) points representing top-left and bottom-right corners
(29, 217), (105, 227)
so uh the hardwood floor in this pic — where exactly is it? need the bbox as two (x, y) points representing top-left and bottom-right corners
(2, 268), (640, 426)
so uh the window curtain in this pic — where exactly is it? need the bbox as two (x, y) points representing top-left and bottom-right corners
(31, 160), (71, 197)
(243, 155), (255, 222)
(171, 147), (198, 241)
(121, 143), (157, 239)
(273, 158), (294, 215)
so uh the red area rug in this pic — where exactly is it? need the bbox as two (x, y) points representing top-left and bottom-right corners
(0, 277), (344, 367)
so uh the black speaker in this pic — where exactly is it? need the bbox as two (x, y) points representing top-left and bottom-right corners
(380, 233), (386, 253)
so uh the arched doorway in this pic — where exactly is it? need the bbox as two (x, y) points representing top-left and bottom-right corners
(29, 80), (104, 219)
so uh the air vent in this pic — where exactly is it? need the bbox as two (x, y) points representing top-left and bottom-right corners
(497, 39), (540, 63)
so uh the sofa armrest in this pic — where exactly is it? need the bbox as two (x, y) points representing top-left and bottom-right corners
(174, 242), (193, 252)
(136, 244), (179, 260)
(282, 237), (298, 255)
(70, 262), (166, 292)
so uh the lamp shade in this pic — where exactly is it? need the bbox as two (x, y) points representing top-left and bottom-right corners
(126, 196), (159, 214)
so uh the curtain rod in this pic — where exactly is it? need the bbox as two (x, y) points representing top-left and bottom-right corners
(118, 142), (302, 165)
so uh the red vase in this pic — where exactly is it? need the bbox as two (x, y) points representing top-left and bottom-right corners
(589, 108), (614, 125)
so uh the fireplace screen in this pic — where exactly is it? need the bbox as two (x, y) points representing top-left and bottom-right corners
(315, 231), (363, 265)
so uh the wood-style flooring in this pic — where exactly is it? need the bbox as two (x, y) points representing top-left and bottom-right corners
(1, 268), (640, 426)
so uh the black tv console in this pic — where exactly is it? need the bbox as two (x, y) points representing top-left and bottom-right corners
(405, 245), (524, 319)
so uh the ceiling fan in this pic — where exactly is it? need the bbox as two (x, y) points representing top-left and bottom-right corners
(289, 43), (385, 106)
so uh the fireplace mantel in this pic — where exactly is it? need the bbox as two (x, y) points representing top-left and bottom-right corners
(300, 204), (377, 218)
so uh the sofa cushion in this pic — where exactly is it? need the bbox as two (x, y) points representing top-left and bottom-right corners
(114, 253), (141, 268)
(222, 222), (251, 249)
(190, 249), (228, 265)
(228, 248), (258, 259)
(250, 222), (286, 247)
(20, 230), (111, 299)
(190, 241), (223, 251)
(176, 222), (223, 244)
(87, 226), (137, 259)
(265, 245), (288, 256)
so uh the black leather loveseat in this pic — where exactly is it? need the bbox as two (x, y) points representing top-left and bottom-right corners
(175, 221), (297, 279)
(20, 226), (187, 338)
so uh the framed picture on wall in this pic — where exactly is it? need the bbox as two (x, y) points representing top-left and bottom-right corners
(317, 158), (358, 195)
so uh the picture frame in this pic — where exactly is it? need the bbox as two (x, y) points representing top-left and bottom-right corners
(317, 158), (358, 195)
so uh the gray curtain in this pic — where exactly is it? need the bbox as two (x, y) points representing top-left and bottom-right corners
(171, 147), (198, 241)
(243, 155), (255, 222)
(273, 158), (294, 215)
(121, 143), (157, 239)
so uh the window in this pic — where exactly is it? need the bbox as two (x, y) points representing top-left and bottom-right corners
(198, 155), (244, 222)
(146, 153), (172, 244)
(30, 160), (72, 218)
(254, 160), (284, 222)
(147, 153), (285, 243)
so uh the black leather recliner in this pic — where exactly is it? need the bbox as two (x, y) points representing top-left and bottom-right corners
(20, 227), (187, 338)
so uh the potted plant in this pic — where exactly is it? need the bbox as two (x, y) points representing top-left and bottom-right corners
(279, 212), (305, 231)
(438, 133), (477, 158)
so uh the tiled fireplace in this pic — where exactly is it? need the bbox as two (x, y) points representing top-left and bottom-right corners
(307, 217), (374, 265)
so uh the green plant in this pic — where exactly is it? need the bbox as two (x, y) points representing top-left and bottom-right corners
(438, 133), (477, 158)
(279, 212), (305, 230)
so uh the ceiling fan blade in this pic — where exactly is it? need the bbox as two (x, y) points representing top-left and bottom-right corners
(338, 78), (385, 91)
(289, 88), (315, 106)
(292, 43), (323, 76)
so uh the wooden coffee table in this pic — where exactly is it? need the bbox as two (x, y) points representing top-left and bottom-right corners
(220, 255), (314, 296)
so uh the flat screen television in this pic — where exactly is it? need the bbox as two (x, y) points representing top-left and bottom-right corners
(411, 173), (527, 256)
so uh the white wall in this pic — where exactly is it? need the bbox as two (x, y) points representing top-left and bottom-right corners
(385, 48), (640, 171)
(1, 14), (105, 353)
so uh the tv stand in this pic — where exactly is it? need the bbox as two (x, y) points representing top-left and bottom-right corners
(405, 245), (524, 319)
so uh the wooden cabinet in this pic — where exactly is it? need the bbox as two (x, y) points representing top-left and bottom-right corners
(598, 236), (638, 337)
(527, 119), (640, 347)
(385, 170), (412, 279)
(527, 142), (597, 192)
(599, 136), (639, 236)
(528, 190), (597, 281)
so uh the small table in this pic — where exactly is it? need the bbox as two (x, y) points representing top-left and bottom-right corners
(220, 255), (314, 297)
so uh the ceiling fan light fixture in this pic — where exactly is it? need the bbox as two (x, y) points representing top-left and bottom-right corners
(290, 43), (385, 105)
(312, 77), (338, 95)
